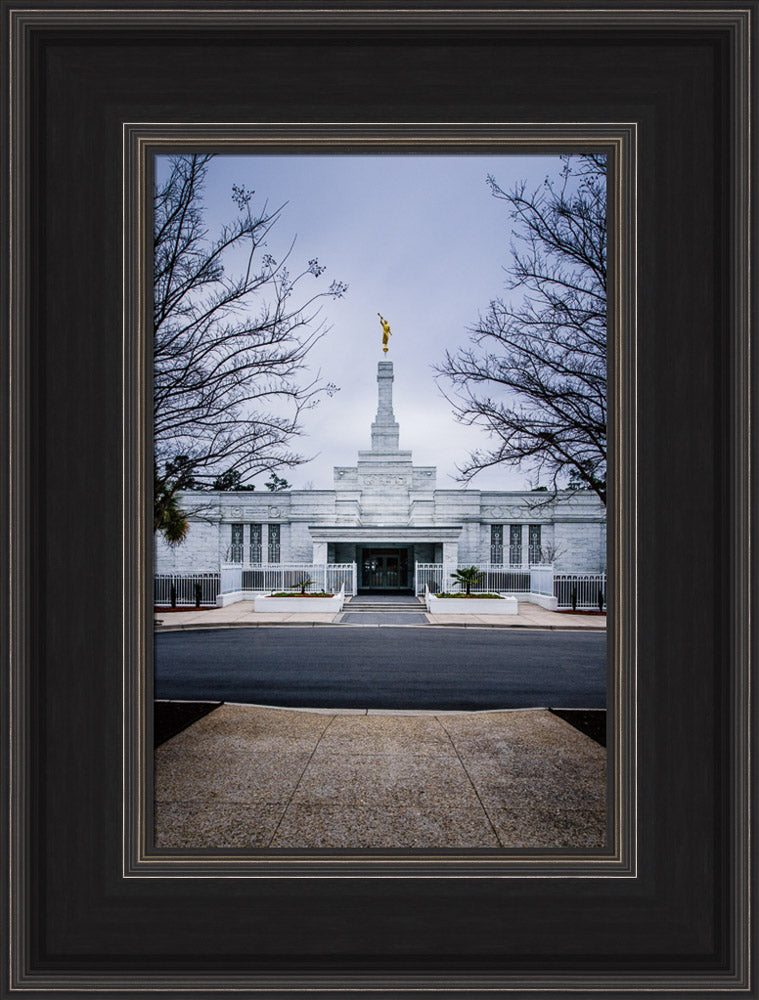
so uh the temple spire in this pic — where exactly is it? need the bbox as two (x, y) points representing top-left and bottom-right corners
(370, 361), (400, 452)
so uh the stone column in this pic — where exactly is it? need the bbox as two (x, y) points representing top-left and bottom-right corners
(442, 540), (459, 594)
(376, 361), (395, 418)
(312, 541), (328, 565)
(370, 361), (400, 452)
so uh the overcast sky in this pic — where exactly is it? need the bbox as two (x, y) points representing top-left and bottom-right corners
(157, 153), (574, 491)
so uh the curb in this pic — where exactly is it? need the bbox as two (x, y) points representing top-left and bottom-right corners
(157, 700), (605, 717)
(155, 620), (606, 634)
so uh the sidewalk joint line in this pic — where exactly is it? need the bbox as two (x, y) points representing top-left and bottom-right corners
(434, 716), (503, 849)
(266, 713), (341, 847)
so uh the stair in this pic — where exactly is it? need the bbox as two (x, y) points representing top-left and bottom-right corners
(343, 599), (425, 614)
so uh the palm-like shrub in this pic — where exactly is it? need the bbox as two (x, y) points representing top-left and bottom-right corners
(450, 566), (484, 596)
(290, 577), (313, 596)
(155, 486), (189, 545)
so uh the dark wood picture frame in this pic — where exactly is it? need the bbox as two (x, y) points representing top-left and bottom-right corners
(3, 3), (754, 995)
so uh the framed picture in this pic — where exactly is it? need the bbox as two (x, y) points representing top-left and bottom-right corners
(4, 4), (753, 995)
(139, 131), (626, 871)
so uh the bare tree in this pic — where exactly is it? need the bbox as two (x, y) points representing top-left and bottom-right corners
(436, 154), (607, 505)
(153, 154), (347, 538)
(538, 541), (566, 566)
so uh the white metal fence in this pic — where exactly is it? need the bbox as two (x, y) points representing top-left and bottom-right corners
(221, 562), (357, 597)
(154, 573), (221, 607)
(554, 573), (607, 610)
(414, 563), (444, 595)
(414, 563), (605, 608)
(158, 565), (604, 608)
(414, 563), (554, 597)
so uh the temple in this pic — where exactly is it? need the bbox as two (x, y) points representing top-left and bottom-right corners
(155, 361), (606, 595)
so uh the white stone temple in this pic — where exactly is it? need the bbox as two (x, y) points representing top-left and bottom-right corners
(155, 360), (606, 595)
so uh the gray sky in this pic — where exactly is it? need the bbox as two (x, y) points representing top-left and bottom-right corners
(158, 153), (571, 491)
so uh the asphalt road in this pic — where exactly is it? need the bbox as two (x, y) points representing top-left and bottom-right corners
(155, 627), (606, 710)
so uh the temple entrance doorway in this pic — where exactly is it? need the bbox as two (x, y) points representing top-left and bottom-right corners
(358, 547), (413, 593)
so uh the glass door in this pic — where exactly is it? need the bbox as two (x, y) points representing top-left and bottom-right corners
(382, 554), (399, 588)
(360, 548), (410, 591)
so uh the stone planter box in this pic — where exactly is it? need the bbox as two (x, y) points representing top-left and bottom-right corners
(254, 593), (344, 613)
(426, 594), (519, 615)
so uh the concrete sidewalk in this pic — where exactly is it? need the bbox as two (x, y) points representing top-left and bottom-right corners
(155, 600), (606, 632)
(155, 704), (606, 849)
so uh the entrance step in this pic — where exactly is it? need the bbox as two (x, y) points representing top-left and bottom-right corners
(343, 604), (427, 615)
(343, 600), (425, 614)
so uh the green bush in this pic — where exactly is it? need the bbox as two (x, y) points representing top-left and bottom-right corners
(270, 591), (333, 598)
(450, 566), (484, 596)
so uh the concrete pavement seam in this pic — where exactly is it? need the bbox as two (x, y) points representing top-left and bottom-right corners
(265, 712), (338, 847)
(434, 716), (503, 849)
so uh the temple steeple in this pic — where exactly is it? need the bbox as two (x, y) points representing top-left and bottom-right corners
(332, 358), (437, 500)
(370, 361), (400, 452)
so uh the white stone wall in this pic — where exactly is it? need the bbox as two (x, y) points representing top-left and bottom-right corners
(289, 520), (316, 562)
(155, 519), (220, 573)
(552, 521), (604, 572)
(456, 520), (484, 564)
(154, 485), (605, 575)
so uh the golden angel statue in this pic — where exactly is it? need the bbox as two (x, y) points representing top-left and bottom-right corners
(377, 313), (392, 353)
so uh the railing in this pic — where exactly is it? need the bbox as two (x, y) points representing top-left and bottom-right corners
(415, 563), (555, 597)
(554, 573), (607, 610)
(221, 562), (357, 597)
(154, 573), (221, 607)
(414, 563), (444, 595)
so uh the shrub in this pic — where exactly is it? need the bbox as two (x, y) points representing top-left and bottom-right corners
(450, 566), (484, 596)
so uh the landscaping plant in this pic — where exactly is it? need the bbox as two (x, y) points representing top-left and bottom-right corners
(450, 566), (484, 596)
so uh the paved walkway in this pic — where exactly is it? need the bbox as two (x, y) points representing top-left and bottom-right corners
(155, 600), (606, 632)
(155, 704), (606, 849)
